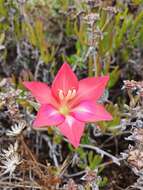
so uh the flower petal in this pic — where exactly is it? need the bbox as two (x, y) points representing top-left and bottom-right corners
(71, 101), (113, 122)
(51, 63), (78, 99)
(33, 104), (65, 127)
(70, 76), (109, 107)
(57, 116), (85, 148)
(23, 81), (58, 106)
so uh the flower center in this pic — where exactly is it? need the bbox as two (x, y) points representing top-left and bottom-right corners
(58, 89), (76, 102)
(59, 105), (69, 116)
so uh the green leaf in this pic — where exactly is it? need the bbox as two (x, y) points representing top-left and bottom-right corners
(28, 100), (40, 111)
(108, 67), (120, 88)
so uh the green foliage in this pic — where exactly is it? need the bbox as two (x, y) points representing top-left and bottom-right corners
(88, 151), (102, 170)
(23, 19), (55, 63)
(108, 66), (120, 88)
(98, 104), (121, 133)
(99, 177), (108, 188)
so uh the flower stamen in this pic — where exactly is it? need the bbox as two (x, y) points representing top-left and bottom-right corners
(58, 89), (76, 102)
(59, 90), (64, 100)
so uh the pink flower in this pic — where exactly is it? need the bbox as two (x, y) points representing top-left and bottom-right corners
(23, 63), (112, 148)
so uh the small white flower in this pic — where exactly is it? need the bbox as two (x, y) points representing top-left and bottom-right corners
(125, 135), (134, 141)
(120, 152), (128, 159)
(1, 141), (18, 158)
(1, 153), (22, 176)
(6, 121), (26, 137)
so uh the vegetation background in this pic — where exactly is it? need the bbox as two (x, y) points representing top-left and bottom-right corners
(1, 0), (143, 189)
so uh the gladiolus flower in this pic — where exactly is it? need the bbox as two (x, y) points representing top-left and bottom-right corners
(23, 63), (112, 147)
